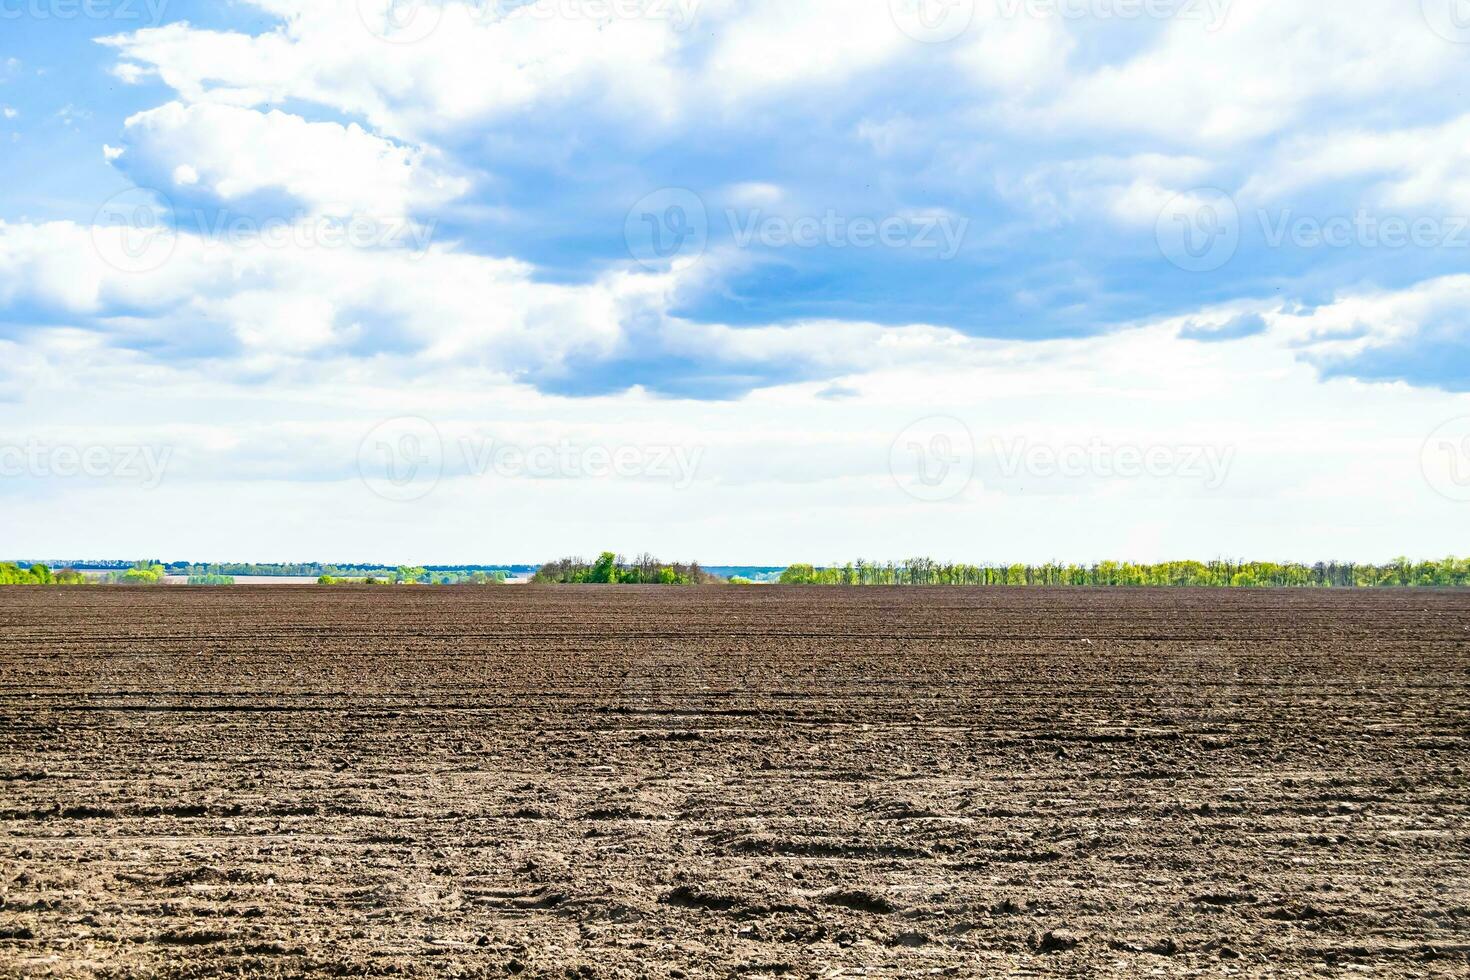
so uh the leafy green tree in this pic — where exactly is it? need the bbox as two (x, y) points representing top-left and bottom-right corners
(588, 552), (620, 584)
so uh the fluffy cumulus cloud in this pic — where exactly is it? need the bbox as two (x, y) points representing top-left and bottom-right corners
(0, 217), (982, 394)
(3, 0), (1470, 558)
(1244, 114), (1470, 215)
(98, 0), (692, 137)
(1018, 0), (1459, 146)
(114, 102), (468, 221)
(1276, 276), (1470, 392)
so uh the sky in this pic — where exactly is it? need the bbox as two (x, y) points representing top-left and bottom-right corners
(2, 0), (1470, 564)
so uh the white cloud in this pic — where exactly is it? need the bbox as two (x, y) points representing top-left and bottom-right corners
(97, 0), (947, 142)
(7, 207), (1468, 417)
(1274, 274), (1470, 360)
(951, 7), (1074, 95)
(1007, 0), (1461, 147)
(100, 1), (690, 140)
(1243, 114), (1470, 213)
(696, 0), (907, 100)
(119, 102), (468, 221)
(725, 182), (785, 207)
(95, 0), (1470, 210)
(0, 217), (983, 386)
(112, 62), (149, 85)
(997, 153), (1217, 228)
(55, 105), (90, 128)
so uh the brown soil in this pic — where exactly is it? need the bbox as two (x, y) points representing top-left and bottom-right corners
(0, 586), (1467, 978)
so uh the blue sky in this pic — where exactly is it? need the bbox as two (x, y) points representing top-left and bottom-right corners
(2, 0), (1470, 561)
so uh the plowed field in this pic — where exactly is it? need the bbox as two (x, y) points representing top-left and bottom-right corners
(1, 587), (1467, 978)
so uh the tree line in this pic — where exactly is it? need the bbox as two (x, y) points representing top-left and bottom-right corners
(0, 563), (87, 586)
(2, 561), (170, 585)
(104, 562), (168, 584)
(533, 553), (717, 585)
(778, 557), (1470, 588)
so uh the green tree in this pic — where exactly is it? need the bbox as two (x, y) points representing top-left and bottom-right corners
(588, 552), (620, 584)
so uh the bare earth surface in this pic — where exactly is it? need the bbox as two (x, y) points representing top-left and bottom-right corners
(1, 587), (1468, 978)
